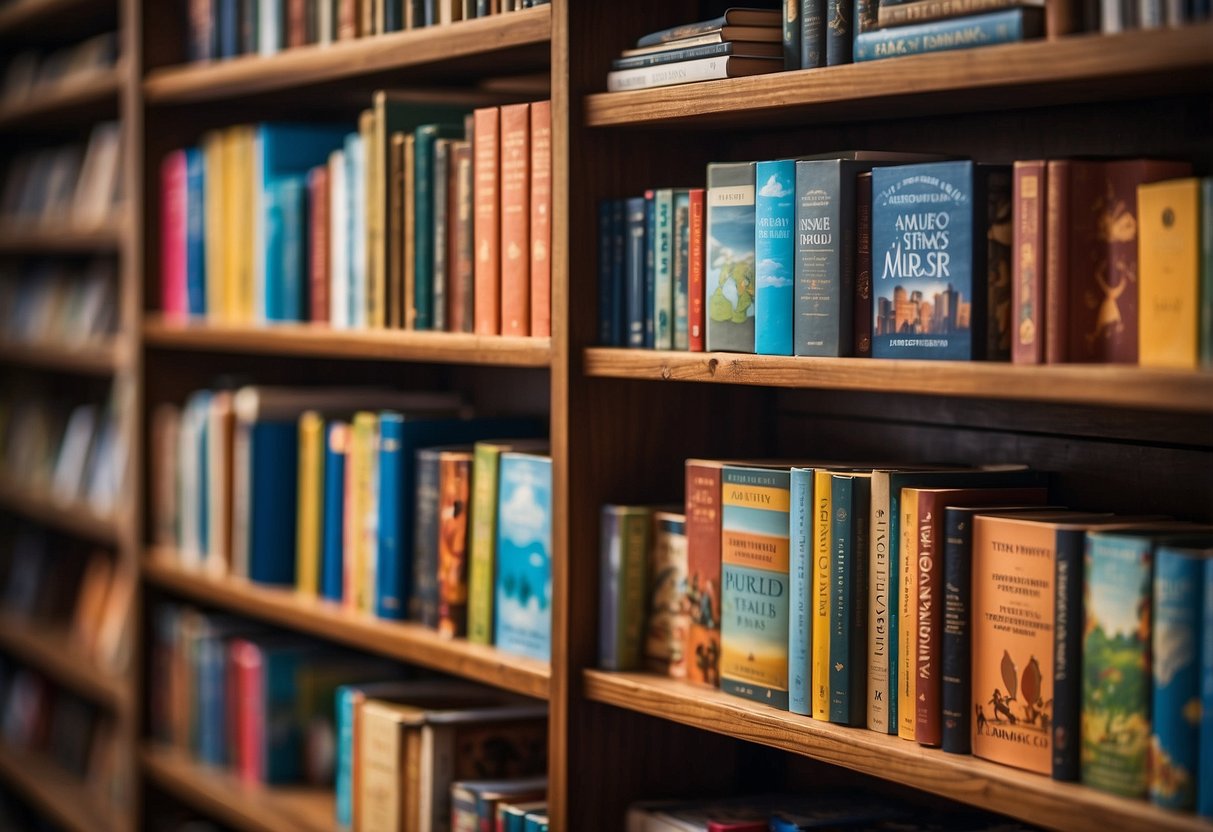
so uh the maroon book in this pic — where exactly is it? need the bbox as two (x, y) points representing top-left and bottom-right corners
(308, 165), (330, 324)
(853, 171), (873, 358)
(287, 0), (307, 47)
(685, 460), (723, 688)
(1012, 161), (1047, 364)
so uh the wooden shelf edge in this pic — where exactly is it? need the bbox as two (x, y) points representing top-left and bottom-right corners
(583, 671), (1208, 832)
(0, 743), (120, 832)
(0, 478), (122, 545)
(142, 745), (336, 832)
(0, 614), (128, 712)
(0, 221), (126, 253)
(0, 338), (122, 375)
(584, 25), (1213, 128)
(582, 348), (1213, 413)
(143, 316), (552, 367)
(143, 6), (552, 105)
(0, 67), (122, 129)
(143, 551), (551, 700)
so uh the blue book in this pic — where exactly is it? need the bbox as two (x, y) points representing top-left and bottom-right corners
(624, 197), (647, 348)
(260, 641), (318, 783)
(829, 473), (869, 726)
(246, 420), (299, 584)
(610, 199), (627, 346)
(644, 191), (656, 348)
(1202, 557), (1213, 818)
(755, 159), (796, 356)
(345, 131), (364, 328)
(218, 0), (238, 58)
(855, 8), (1043, 62)
(320, 421), (348, 602)
(788, 467), (813, 715)
(826, 0), (853, 64)
(413, 124), (464, 330)
(265, 174), (308, 321)
(673, 189), (691, 350)
(704, 162), (757, 353)
(196, 630), (228, 765)
(375, 415), (405, 618)
(598, 200), (614, 345)
(495, 453), (553, 661)
(334, 684), (358, 829)
(653, 188), (674, 350)
(185, 148), (206, 316)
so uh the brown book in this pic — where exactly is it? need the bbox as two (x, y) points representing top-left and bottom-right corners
(433, 137), (453, 331)
(288, 0), (308, 47)
(499, 102), (531, 336)
(338, 0), (358, 38)
(403, 133), (417, 329)
(388, 132), (405, 329)
(1044, 159), (1069, 364)
(1012, 161), (1045, 364)
(684, 459), (723, 688)
(361, 108), (383, 328)
(437, 450), (472, 636)
(853, 171), (873, 357)
(360, 0), (374, 36)
(448, 140), (474, 333)
(529, 100), (552, 339)
(473, 107), (501, 334)
(308, 164), (330, 323)
(72, 552), (113, 654)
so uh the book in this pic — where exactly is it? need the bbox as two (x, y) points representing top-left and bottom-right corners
(611, 40), (784, 71)
(530, 101), (552, 339)
(705, 162), (757, 353)
(625, 196), (647, 348)
(673, 190), (692, 350)
(645, 190), (656, 347)
(1138, 177), (1200, 369)
(829, 473), (869, 726)
(811, 468), (832, 720)
(784, 0), (801, 69)
(473, 107), (501, 335)
(295, 411), (325, 596)
(309, 165), (331, 322)
(1202, 179), (1213, 369)
(755, 160), (796, 356)
(877, 0), (1043, 26)
(720, 464), (791, 709)
(161, 150), (188, 318)
(606, 56), (782, 92)
(788, 468), (812, 715)
(329, 147), (349, 328)
(388, 133), (406, 328)
(321, 421), (349, 601)
(413, 447), (444, 628)
(636, 10), (782, 47)
(414, 123), (465, 330)
(433, 137), (452, 331)
(1202, 557), (1213, 818)
(437, 450), (473, 637)
(264, 174), (308, 321)
(854, 9), (1044, 61)
(854, 171), (873, 357)
(346, 129), (367, 328)
(653, 188), (675, 349)
(646, 511), (689, 677)
(599, 505), (652, 672)
(685, 459), (724, 687)
(1012, 161), (1046, 364)
(500, 103), (531, 336)
(344, 412), (378, 612)
(826, 0), (853, 65)
(495, 452), (553, 660)
(801, 0), (826, 68)
(451, 778), (546, 832)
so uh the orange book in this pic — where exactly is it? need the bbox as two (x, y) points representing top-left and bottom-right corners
(1138, 178), (1200, 369)
(473, 108), (501, 334)
(499, 103), (531, 336)
(529, 100), (552, 338)
(437, 451), (473, 638)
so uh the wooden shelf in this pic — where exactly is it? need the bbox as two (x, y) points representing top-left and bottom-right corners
(582, 348), (1213, 413)
(584, 25), (1213, 128)
(0, 67), (122, 131)
(0, 613), (128, 711)
(584, 671), (1209, 832)
(0, 0), (116, 42)
(0, 478), (121, 545)
(142, 745), (335, 832)
(143, 6), (551, 106)
(0, 338), (122, 375)
(0, 221), (125, 253)
(143, 315), (552, 368)
(144, 551), (551, 700)
(0, 743), (119, 832)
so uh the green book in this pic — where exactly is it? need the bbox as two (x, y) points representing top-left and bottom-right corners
(413, 123), (464, 330)
(829, 472), (870, 725)
(599, 504), (652, 670)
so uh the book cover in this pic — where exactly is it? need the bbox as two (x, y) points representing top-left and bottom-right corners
(202, 132), (227, 318)
(646, 511), (689, 677)
(415, 123), (465, 330)
(264, 173), (308, 321)
(705, 162), (757, 353)
(413, 447), (443, 628)
(321, 421), (348, 602)
(308, 164), (330, 322)
(495, 453), (552, 660)
(720, 465), (791, 709)
(1138, 177), (1200, 369)
(1012, 161), (1046, 364)
(387, 132), (405, 328)
(500, 103), (532, 337)
(784, 0), (801, 68)
(625, 196), (647, 348)
(344, 412), (378, 612)
(811, 468), (832, 720)
(788, 467), (812, 715)
(898, 486), (920, 740)
(185, 147), (207, 317)
(438, 450), (473, 638)
(854, 171), (873, 357)
(473, 107), (501, 335)
(673, 189), (692, 350)
(599, 504), (651, 671)
(295, 411), (325, 596)
(161, 149), (188, 319)
(829, 473), (869, 726)
(685, 459), (723, 687)
(530, 100), (551, 338)
(688, 188), (706, 351)
(801, 0), (826, 68)
(755, 159), (796, 356)
(879, 0), (1043, 25)
(826, 0), (853, 65)
(374, 414), (406, 619)
(233, 408), (299, 587)
(653, 188), (675, 350)
(854, 9), (1043, 61)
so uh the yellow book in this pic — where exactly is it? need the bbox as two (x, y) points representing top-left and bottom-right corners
(201, 130), (226, 319)
(898, 488), (919, 740)
(220, 128), (241, 322)
(811, 468), (832, 720)
(234, 125), (257, 323)
(361, 109), (380, 329)
(295, 411), (325, 596)
(1138, 178), (1200, 369)
(345, 412), (378, 613)
(403, 133), (417, 330)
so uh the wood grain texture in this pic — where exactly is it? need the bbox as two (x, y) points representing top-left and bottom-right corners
(0, 743), (120, 832)
(143, 550), (551, 699)
(0, 613), (130, 712)
(0, 221), (126, 253)
(584, 671), (1211, 832)
(584, 25), (1213, 128)
(141, 745), (335, 832)
(583, 348), (1213, 413)
(143, 316), (552, 367)
(0, 478), (122, 544)
(143, 6), (551, 105)
(0, 67), (123, 130)
(0, 339), (122, 375)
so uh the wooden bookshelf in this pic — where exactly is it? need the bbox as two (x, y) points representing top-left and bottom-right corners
(0, 743), (120, 832)
(583, 25), (1213, 128)
(584, 671), (1206, 832)
(0, 338), (122, 376)
(0, 613), (129, 711)
(143, 551), (551, 700)
(142, 6), (552, 106)
(143, 315), (552, 367)
(0, 0), (116, 41)
(0, 478), (121, 545)
(142, 745), (336, 832)
(0, 221), (126, 253)
(0, 67), (123, 131)
(583, 348), (1213, 413)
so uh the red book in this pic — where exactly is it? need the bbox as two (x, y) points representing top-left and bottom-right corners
(529, 100), (552, 339)
(853, 172), (873, 358)
(229, 639), (262, 785)
(337, 0), (357, 39)
(308, 165), (330, 323)
(687, 188), (706, 352)
(160, 150), (188, 318)
(472, 107), (501, 335)
(499, 102), (531, 337)
(684, 459), (723, 687)
(287, 0), (307, 47)
(1012, 161), (1046, 364)
(447, 141), (473, 333)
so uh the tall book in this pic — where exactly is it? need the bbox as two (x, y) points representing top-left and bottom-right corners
(625, 196), (647, 348)
(801, 0), (826, 68)
(599, 505), (652, 671)
(437, 450), (473, 637)
(788, 467), (812, 715)
(854, 171), (873, 357)
(309, 165), (330, 323)
(646, 511), (689, 677)
(387, 133), (405, 328)
(500, 103), (532, 336)
(473, 107), (501, 335)
(1138, 177), (1200, 369)
(784, 0), (801, 68)
(321, 421), (348, 602)
(449, 140), (475, 333)
(672, 189), (692, 350)
(685, 459), (724, 687)
(688, 188), (706, 351)
(755, 159), (796, 356)
(433, 138), (452, 331)
(413, 447), (444, 628)
(1012, 161), (1046, 364)
(344, 412), (378, 612)
(529, 100), (552, 338)
(811, 467), (833, 720)
(329, 147), (349, 328)
(295, 411), (325, 596)
(1202, 179), (1213, 370)
(414, 123), (465, 330)
(705, 162), (757, 353)
(829, 473), (869, 726)
(494, 452), (552, 660)
(653, 188), (675, 350)
(644, 191), (656, 347)
(161, 150), (188, 318)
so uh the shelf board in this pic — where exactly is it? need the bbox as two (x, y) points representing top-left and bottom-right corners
(584, 671), (1208, 832)
(0, 338), (122, 375)
(144, 551), (551, 700)
(142, 745), (335, 832)
(584, 25), (1213, 128)
(0, 67), (122, 131)
(582, 348), (1213, 413)
(0, 478), (121, 545)
(0, 220), (125, 253)
(0, 613), (128, 711)
(143, 6), (551, 106)
(0, 743), (119, 832)
(143, 316), (552, 368)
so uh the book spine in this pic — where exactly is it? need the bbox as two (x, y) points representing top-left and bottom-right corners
(688, 189), (706, 351)
(309, 165), (330, 323)
(161, 150), (188, 318)
(433, 138), (450, 331)
(826, 0), (853, 64)
(468, 443), (501, 644)
(855, 0), (878, 35)
(625, 197), (647, 347)
(598, 201), (614, 345)
(885, 479), (902, 734)
(328, 149), (348, 328)
(282, 176), (307, 322)
(644, 190), (656, 348)
(1201, 179), (1213, 369)
(287, 0), (306, 46)
(828, 476), (856, 723)
(448, 141), (474, 333)
(755, 159), (796, 356)
(854, 9), (1036, 61)
(414, 126), (437, 329)
(941, 509), (972, 754)
(1012, 161), (1046, 364)
(784, 0), (802, 69)
(897, 488), (918, 740)
(789, 469), (812, 715)
(247, 423), (299, 585)
(202, 134), (226, 318)
(854, 171), (872, 357)
(1200, 559), (1213, 818)
(705, 162), (757, 353)
(412, 450), (441, 626)
(342, 414), (372, 609)
(1052, 529), (1084, 781)
(1139, 178), (1200, 369)
(650, 189), (672, 349)
(320, 422), (347, 602)
(1044, 160), (1069, 363)
(387, 133), (404, 329)
(867, 472), (891, 732)
(403, 134), (417, 329)
(801, 0), (826, 68)
(437, 454), (472, 637)
(530, 100), (552, 339)
(605, 56), (755, 93)
(598, 507), (650, 670)
(500, 103), (531, 336)
(915, 492), (942, 746)
(337, 0), (356, 38)
(685, 462), (722, 687)
(811, 469), (832, 719)
(794, 160), (855, 356)
(982, 166), (1012, 361)
(374, 417), (404, 619)
(186, 149), (207, 317)
(295, 412), (324, 596)
(347, 130), (367, 328)
(878, 0), (1035, 26)
(673, 190), (691, 350)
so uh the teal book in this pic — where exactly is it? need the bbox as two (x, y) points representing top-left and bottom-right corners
(788, 467), (813, 715)
(854, 8), (1043, 61)
(720, 464), (791, 709)
(755, 159), (796, 356)
(413, 124), (465, 330)
(1202, 557), (1213, 818)
(495, 453), (553, 661)
(654, 188), (674, 349)
(264, 174), (307, 322)
(829, 473), (870, 726)
(1201, 178), (1213, 368)
(705, 162), (757, 353)
(673, 189), (692, 351)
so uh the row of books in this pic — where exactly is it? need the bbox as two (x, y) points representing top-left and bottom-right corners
(161, 99), (551, 336)
(598, 156), (1212, 368)
(0, 259), (118, 349)
(151, 386), (553, 659)
(1, 32), (118, 107)
(599, 459), (1213, 814)
(186, 0), (550, 63)
(0, 122), (123, 231)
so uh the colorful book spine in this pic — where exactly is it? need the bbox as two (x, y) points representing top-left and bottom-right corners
(185, 147), (206, 316)
(437, 450), (473, 637)
(913, 492), (942, 745)
(599, 505), (651, 671)
(788, 468), (812, 715)
(343, 412), (376, 611)
(1201, 179), (1213, 369)
(309, 165), (330, 323)
(530, 100), (552, 339)
(879, 0), (1039, 25)
(1138, 178), (1200, 369)
(854, 171), (873, 357)
(705, 162), (757, 353)
(473, 107), (501, 335)
(867, 471), (891, 732)
(500, 103), (531, 336)
(433, 138), (451, 331)
(685, 460), (723, 687)
(941, 507), (974, 754)
(854, 9), (1043, 62)
(625, 197), (647, 348)
(688, 188), (706, 352)
(468, 442), (504, 645)
(720, 465), (791, 709)
(654, 188), (674, 350)
(374, 414), (405, 619)
(897, 487), (919, 740)
(1051, 528), (1087, 782)
(329, 147), (348, 329)
(784, 0), (801, 69)
(414, 124), (458, 329)
(449, 139), (474, 332)
(829, 474), (868, 726)
(494, 453), (552, 660)
(673, 189), (692, 350)
(826, 0), (853, 65)
(811, 468), (832, 720)
(755, 159), (796, 356)
(1012, 161), (1046, 364)
(320, 421), (348, 602)
(413, 447), (442, 628)
(1201, 558), (1213, 817)
(646, 511), (689, 676)
(295, 412), (324, 596)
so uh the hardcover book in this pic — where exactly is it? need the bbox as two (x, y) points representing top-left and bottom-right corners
(495, 453), (552, 660)
(789, 468), (812, 715)
(473, 107), (501, 335)
(854, 172), (873, 357)
(1012, 161), (1047, 364)
(530, 100), (552, 338)
(756, 159), (796, 356)
(437, 450), (473, 638)
(685, 459), (724, 687)
(705, 162), (757, 353)
(500, 103), (531, 336)
(673, 189), (692, 350)
(854, 8), (1043, 61)
(599, 505), (651, 671)
(1137, 177), (1200, 369)
(625, 196), (647, 348)
(646, 511), (689, 677)
(688, 189), (707, 351)
(653, 188), (675, 350)
(829, 473), (869, 725)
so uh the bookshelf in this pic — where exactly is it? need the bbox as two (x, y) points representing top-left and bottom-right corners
(0, 66), (123, 131)
(0, 613), (130, 712)
(0, 222), (126, 253)
(0, 338), (123, 376)
(0, 743), (122, 832)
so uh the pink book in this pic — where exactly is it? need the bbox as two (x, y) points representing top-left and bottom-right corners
(529, 100), (552, 338)
(160, 150), (188, 318)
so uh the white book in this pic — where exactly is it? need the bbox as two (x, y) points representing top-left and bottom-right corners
(52, 404), (97, 503)
(1101, 0), (1124, 31)
(259, 0), (280, 56)
(73, 122), (122, 229)
(346, 132), (367, 329)
(329, 147), (349, 329)
(606, 55), (780, 93)
(318, 0), (334, 44)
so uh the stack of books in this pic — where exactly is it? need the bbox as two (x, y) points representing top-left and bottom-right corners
(0, 259), (118, 349)
(605, 8), (783, 92)
(0, 122), (124, 231)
